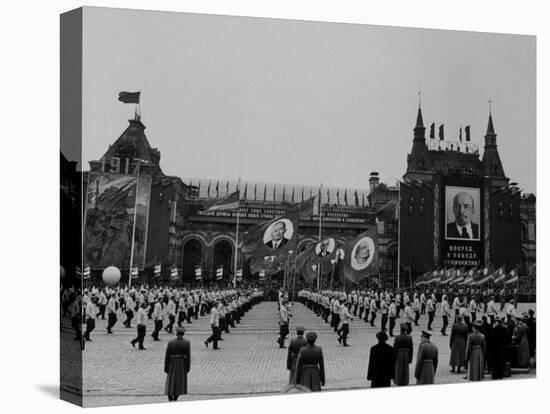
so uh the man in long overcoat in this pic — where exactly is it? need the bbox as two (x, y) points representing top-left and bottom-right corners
(449, 315), (468, 373)
(287, 326), (307, 384)
(164, 327), (191, 401)
(367, 331), (395, 388)
(414, 331), (438, 385)
(490, 317), (511, 379)
(296, 332), (325, 391)
(393, 323), (413, 386)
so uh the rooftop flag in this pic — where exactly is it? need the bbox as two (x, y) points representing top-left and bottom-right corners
(118, 91), (141, 104)
(206, 190), (240, 212)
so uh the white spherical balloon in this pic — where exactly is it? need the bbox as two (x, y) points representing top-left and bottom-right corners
(60, 265), (66, 279)
(102, 266), (121, 285)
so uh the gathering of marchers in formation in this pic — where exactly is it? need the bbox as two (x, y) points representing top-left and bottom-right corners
(61, 278), (535, 401)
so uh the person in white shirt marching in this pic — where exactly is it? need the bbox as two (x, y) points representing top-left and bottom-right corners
(124, 295), (134, 328)
(440, 295), (451, 336)
(130, 302), (148, 350)
(84, 295), (98, 341)
(380, 297), (389, 331)
(388, 299), (397, 337)
(152, 298), (164, 341)
(337, 301), (353, 346)
(426, 296), (435, 331)
(413, 295), (421, 326)
(165, 297), (177, 334)
(106, 293), (118, 334)
(369, 296), (378, 327)
(204, 301), (220, 350)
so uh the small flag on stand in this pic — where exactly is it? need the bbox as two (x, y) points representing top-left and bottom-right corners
(170, 266), (178, 279)
(259, 270), (266, 280)
(235, 269), (243, 281)
(83, 266), (91, 280)
(154, 264), (161, 278)
(130, 266), (139, 279)
(194, 265), (202, 280)
(216, 266), (224, 280)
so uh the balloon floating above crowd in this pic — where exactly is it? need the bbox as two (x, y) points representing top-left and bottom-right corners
(102, 266), (121, 285)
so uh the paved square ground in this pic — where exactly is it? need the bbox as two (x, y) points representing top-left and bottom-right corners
(60, 300), (535, 407)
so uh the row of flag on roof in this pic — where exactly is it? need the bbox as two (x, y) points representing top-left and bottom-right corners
(206, 190), (379, 283)
(415, 265), (520, 287)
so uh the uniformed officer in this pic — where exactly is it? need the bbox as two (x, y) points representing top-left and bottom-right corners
(164, 327), (191, 401)
(287, 326), (307, 384)
(296, 332), (325, 392)
(414, 331), (439, 384)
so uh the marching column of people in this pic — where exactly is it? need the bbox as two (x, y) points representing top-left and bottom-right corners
(60, 283), (535, 396)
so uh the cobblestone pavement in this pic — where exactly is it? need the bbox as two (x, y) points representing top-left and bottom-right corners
(62, 301), (535, 407)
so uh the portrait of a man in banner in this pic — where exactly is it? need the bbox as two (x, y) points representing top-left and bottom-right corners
(445, 186), (481, 241)
(263, 219), (294, 250)
(315, 238), (335, 258)
(350, 236), (375, 271)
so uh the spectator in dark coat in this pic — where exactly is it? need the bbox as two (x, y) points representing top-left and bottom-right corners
(164, 327), (191, 401)
(525, 309), (536, 360)
(393, 323), (413, 386)
(367, 331), (395, 388)
(296, 332), (325, 392)
(449, 315), (468, 373)
(415, 331), (438, 384)
(490, 317), (511, 379)
(287, 326), (307, 384)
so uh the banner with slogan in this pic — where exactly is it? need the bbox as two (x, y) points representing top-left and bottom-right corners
(84, 172), (152, 270)
(339, 227), (379, 284)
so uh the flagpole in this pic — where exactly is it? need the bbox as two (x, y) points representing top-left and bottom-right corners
(397, 182), (401, 290)
(128, 161), (141, 288)
(233, 179), (241, 288)
(317, 183), (323, 291)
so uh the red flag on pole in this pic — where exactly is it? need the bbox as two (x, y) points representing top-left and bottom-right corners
(118, 91), (141, 104)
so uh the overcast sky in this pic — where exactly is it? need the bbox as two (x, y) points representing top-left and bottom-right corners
(79, 7), (536, 194)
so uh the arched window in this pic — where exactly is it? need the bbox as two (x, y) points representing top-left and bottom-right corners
(182, 239), (203, 281)
(213, 239), (233, 280)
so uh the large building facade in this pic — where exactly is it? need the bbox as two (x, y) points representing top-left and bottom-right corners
(82, 106), (534, 286)
(84, 115), (396, 284)
(398, 106), (530, 282)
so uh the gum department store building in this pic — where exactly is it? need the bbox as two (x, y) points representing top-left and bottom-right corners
(79, 106), (535, 285)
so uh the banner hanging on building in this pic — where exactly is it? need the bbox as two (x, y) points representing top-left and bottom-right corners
(84, 172), (152, 270)
(339, 227), (379, 284)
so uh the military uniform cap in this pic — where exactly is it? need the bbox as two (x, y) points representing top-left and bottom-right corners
(306, 332), (317, 342)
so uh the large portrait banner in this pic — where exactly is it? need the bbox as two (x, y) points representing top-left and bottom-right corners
(442, 185), (482, 267)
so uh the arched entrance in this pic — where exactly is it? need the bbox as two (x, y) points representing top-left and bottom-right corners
(182, 239), (203, 281)
(213, 239), (233, 281)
